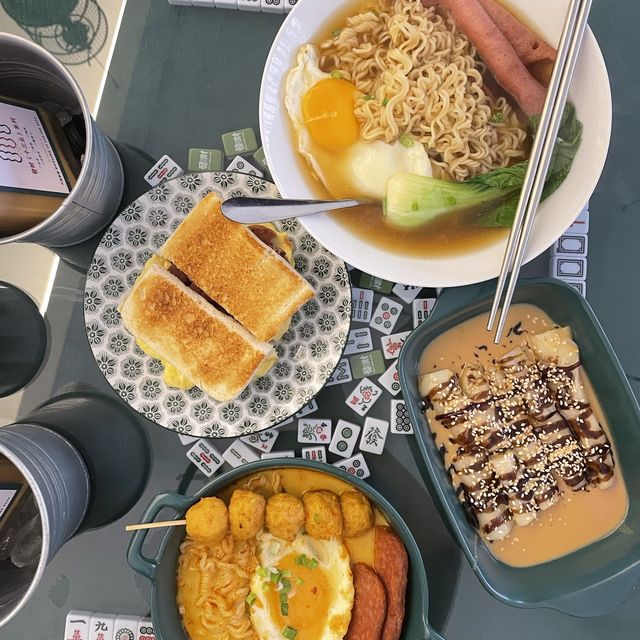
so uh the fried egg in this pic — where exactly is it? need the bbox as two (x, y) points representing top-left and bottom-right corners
(285, 44), (432, 201)
(249, 532), (354, 640)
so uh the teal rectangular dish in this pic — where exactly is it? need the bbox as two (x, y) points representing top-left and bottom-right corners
(398, 278), (640, 616)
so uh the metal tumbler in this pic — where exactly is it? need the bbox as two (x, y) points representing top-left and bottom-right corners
(0, 424), (89, 628)
(0, 33), (124, 247)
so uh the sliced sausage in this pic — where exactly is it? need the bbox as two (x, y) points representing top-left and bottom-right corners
(345, 563), (387, 640)
(373, 526), (408, 640)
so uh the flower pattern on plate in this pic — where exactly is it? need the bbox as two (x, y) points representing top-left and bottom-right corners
(84, 173), (351, 438)
(179, 174), (202, 192)
(111, 250), (133, 272)
(149, 208), (169, 227)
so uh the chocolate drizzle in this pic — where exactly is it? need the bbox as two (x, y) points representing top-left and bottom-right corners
(534, 344), (616, 489)
(495, 348), (589, 493)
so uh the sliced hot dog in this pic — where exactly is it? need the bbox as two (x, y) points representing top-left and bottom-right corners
(345, 563), (387, 640)
(373, 526), (408, 640)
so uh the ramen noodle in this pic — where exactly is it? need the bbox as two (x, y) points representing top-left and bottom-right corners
(177, 534), (258, 640)
(319, 0), (528, 181)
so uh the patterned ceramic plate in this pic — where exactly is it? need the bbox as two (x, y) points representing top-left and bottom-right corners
(84, 172), (351, 438)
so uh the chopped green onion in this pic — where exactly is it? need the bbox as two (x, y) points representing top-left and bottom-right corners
(295, 554), (308, 566)
(363, 95), (374, 101)
(279, 591), (289, 604)
(295, 577), (304, 586)
(257, 567), (268, 578)
(382, 98), (389, 106)
(281, 602), (289, 616)
(270, 570), (282, 584)
(246, 592), (257, 607)
(270, 542), (281, 555)
(331, 70), (343, 80)
(332, 28), (342, 37)
(262, 582), (270, 592)
(281, 570), (292, 578)
(490, 111), (504, 124)
(307, 558), (319, 570)
(283, 627), (298, 639)
(399, 134), (414, 148)
(281, 578), (292, 593)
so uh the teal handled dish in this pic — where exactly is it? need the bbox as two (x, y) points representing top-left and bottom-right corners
(127, 459), (445, 640)
(398, 278), (640, 617)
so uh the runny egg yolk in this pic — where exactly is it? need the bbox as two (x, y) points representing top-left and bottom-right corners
(265, 553), (331, 640)
(302, 78), (360, 151)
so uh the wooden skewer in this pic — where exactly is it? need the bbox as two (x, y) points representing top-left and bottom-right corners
(125, 519), (186, 532)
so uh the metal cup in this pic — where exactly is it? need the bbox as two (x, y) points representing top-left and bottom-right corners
(0, 424), (90, 628)
(0, 33), (124, 247)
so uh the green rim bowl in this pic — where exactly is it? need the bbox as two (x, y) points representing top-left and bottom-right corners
(127, 459), (445, 640)
(398, 278), (640, 617)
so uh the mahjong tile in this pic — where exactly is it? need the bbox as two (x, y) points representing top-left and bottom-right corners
(297, 419), (332, 445)
(241, 429), (279, 453)
(325, 358), (353, 387)
(222, 439), (259, 468)
(369, 297), (402, 335)
(380, 331), (410, 360)
(378, 361), (401, 397)
(345, 378), (383, 416)
(329, 419), (361, 458)
(333, 453), (370, 480)
(359, 417), (389, 455)
(187, 440), (224, 477)
(390, 399), (413, 434)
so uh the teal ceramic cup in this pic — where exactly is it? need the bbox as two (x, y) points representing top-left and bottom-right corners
(17, 390), (151, 531)
(0, 282), (47, 398)
(127, 459), (445, 640)
(398, 278), (640, 617)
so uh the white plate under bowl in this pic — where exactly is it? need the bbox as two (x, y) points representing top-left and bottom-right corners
(260, 0), (611, 287)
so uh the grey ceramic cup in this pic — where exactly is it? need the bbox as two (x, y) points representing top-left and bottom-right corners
(0, 424), (90, 628)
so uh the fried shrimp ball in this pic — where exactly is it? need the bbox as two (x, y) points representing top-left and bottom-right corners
(265, 493), (305, 541)
(229, 489), (266, 540)
(340, 490), (374, 538)
(302, 490), (343, 539)
(185, 497), (228, 544)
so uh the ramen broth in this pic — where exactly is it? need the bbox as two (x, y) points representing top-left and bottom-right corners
(332, 202), (508, 258)
(419, 304), (629, 567)
(287, 0), (531, 258)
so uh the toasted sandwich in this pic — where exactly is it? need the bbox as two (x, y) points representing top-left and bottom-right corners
(118, 264), (276, 402)
(158, 193), (315, 342)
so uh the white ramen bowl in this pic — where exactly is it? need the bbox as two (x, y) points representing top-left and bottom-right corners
(260, 0), (611, 287)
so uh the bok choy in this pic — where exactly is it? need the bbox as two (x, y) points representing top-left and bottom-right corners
(384, 103), (583, 229)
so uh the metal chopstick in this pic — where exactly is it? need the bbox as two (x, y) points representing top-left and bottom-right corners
(487, 0), (592, 342)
